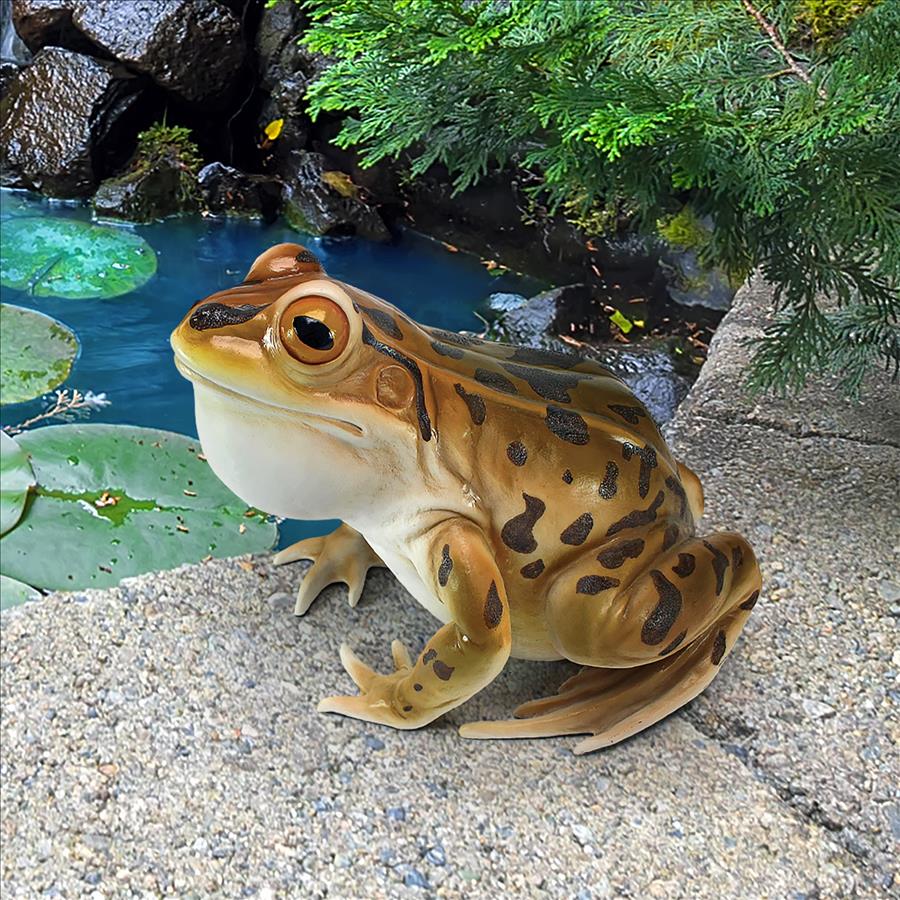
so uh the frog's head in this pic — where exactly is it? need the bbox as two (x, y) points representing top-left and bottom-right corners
(170, 243), (433, 519)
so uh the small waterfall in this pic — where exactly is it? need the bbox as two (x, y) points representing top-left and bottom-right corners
(0, 0), (30, 64)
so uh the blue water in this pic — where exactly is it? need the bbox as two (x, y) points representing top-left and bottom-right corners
(0, 189), (539, 546)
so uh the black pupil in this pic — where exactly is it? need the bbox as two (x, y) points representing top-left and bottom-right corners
(293, 315), (334, 351)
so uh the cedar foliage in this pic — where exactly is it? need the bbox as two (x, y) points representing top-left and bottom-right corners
(298, 0), (900, 394)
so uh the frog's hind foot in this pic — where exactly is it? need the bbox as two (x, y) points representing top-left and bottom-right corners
(272, 523), (384, 615)
(461, 606), (754, 753)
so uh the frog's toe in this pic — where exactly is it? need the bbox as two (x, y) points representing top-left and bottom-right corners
(338, 642), (377, 690)
(272, 535), (324, 567)
(390, 639), (413, 671)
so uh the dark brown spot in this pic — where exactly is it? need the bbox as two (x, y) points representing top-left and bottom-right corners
(608, 404), (647, 425)
(454, 383), (486, 425)
(711, 630), (727, 665)
(501, 493), (546, 554)
(562, 469), (574, 484)
(438, 544), (453, 587)
(732, 545), (744, 569)
(659, 630), (687, 656)
(663, 523), (679, 551)
(433, 660), (455, 680)
(740, 590), (760, 611)
(599, 462), (618, 499)
(607, 491), (665, 536)
(506, 441), (527, 466)
(520, 559), (545, 579)
(560, 513), (594, 546)
(189, 302), (268, 331)
(577, 575), (620, 595)
(501, 362), (584, 403)
(362, 325), (431, 440)
(413, 683), (423, 691)
(641, 570), (683, 645)
(475, 368), (518, 395)
(666, 475), (688, 519)
(672, 553), (695, 577)
(597, 538), (645, 569)
(423, 649), (437, 665)
(295, 249), (320, 265)
(356, 303), (403, 339)
(703, 540), (730, 595)
(509, 346), (580, 368)
(403, 705), (413, 712)
(545, 405), (589, 445)
(431, 340), (465, 359)
(622, 441), (658, 498)
(484, 581), (503, 629)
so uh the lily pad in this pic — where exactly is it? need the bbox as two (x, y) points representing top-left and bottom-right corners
(0, 216), (157, 299)
(1, 304), (80, 405)
(0, 424), (277, 591)
(1, 431), (35, 535)
(0, 575), (40, 611)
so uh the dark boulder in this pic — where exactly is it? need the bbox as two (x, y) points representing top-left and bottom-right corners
(12, 0), (246, 108)
(0, 47), (146, 197)
(197, 162), (283, 220)
(281, 150), (389, 242)
(255, 0), (330, 172)
(92, 150), (199, 222)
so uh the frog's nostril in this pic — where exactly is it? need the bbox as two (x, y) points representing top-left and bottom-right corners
(189, 302), (268, 331)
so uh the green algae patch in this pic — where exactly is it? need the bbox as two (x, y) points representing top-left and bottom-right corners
(0, 304), (80, 405)
(0, 424), (277, 591)
(0, 431), (35, 535)
(0, 216), (157, 299)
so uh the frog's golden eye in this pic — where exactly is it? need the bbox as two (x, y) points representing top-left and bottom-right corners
(279, 296), (349, 365)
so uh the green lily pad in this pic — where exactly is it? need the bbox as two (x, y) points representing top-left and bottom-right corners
(0, 216), (157, 299)
(0, 304), (80, 405)
(0, 574), (40, 611)
(0, 424), (277, 591)
(1, 431), (35, 535)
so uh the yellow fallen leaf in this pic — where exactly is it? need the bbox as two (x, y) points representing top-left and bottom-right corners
(264, 118), (284, 140)
(609, 309), (633, 333)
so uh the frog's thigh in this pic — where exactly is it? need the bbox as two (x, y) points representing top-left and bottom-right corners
(547, 532), (761, 668)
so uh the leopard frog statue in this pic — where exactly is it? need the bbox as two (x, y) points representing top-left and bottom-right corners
(171, 243), (762, 753)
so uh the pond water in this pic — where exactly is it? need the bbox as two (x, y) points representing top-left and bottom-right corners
(0, 189), (538, 547)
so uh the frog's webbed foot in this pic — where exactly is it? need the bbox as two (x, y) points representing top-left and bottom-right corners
(272, 523), (384, 616)
(317, 641), (425, 729)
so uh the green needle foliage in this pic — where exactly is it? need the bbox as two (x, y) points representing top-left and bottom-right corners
(297, 0), (900, 395)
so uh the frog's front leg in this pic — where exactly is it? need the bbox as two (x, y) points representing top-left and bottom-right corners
(272, 523), (384, 615)
(317, 519), (512, 730)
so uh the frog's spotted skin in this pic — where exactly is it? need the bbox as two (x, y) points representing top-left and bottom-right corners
(171, 242), (762, 752)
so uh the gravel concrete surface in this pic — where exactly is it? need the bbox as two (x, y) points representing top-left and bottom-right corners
(2, 277), (897, 898)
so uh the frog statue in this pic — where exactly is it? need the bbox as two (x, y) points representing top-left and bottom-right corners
(171, 243), (761, 754)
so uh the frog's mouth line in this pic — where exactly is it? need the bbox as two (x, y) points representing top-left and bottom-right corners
(173, 354), (365, 438)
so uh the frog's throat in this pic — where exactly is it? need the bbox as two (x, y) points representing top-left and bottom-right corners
(173, 354), (364, 439)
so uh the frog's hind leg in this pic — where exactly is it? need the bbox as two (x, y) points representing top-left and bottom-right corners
(460, 532), (761, 754)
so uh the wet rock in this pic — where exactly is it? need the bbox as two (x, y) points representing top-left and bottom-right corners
(197, 163), (283, 220)
(0, 47), (145, 197)
(13, 0), (246, 108)
(1, 0), (30, 65)
(256, 0), (329, 173)
(93, 151), (198, 222)
(661, 247), (736, 311)
(281, 150), (389, 242)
